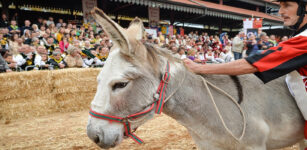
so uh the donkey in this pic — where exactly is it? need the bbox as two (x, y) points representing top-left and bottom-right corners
(87, 8), (305, 150)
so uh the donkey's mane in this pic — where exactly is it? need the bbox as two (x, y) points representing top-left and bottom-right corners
(142, 42), (182, 74)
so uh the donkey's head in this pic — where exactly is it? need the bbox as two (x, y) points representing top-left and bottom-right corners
(87, 8), (178, 148)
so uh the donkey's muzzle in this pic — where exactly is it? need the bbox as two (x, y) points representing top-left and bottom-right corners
(87, 124), (120, 149)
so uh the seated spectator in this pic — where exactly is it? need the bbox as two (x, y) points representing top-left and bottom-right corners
(23, 29), (32, 45)
(221, 42), (234, 62)
(0, 33), (8, 49)
(268, 35), (277, 47)
(59, 37), (69, 54)
(13, 45), (26, 67)
(261, 35), (273, 50)
(31, 37), (40, 47)
(105, 38), (113, 48)
(32, 24), (39, 33)
(64, 46), (84, 68)
(56, 28), (65, 43)
(36, 45), (47, 56)
(187, 49), (200, 62)
(246, 33), (260, 56)
(8, 33), (22, 55)
(197, 48), (206, 63)
(81, 40), (96, 58)
(36, 53), (49, 70)
(1, 28), (10, 38)
(170, 45), (178, 54)
(281, 36), (288, 42)
(81, 49), (103, 67)
(44, 37), (56, 56)
(46, 17), (55, 27)
(96, 46), (109, 62)
(214, 50), (225, 63)
(73, 40), (81, 49)
(47, 51), (67, 69)
(177, 47), (187, 59)
(3, 53), (17, 71)
(19, 45), (39, 70)
(0, 49), (10, 72)
(8, 20), (20, 34)
(205, 49), (215, 63)
(21, 20), (32, 35)
(82, 40), (94, 51)
(0, 14), (9, 28)
(39, 26), (46, 36)
(56, 18), (64, 29)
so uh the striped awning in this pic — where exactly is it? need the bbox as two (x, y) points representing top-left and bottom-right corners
(110, 0), (204, 14)
(111, 0), (282, 25)
(205, 9), (245, 20)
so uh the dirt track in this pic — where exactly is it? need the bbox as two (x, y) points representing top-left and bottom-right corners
(0, 111), (299, 150)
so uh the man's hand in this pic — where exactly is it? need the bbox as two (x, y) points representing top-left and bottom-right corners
(183, 58), (202, 74)
(27, 54), (33, 60)
(59, 64), (65, 69)
(91, 51), (97, 56)
(8, 63), (16, 68)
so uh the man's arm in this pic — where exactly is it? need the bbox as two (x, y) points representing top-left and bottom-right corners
(184, 58), (258, 75)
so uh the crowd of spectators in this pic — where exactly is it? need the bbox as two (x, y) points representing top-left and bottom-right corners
(0, 13), (286, 73)
(0, 13), (112, 73)
(147, 30), (287, 64)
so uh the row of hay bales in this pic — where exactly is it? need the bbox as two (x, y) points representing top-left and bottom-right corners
(0, 68), (101, 121)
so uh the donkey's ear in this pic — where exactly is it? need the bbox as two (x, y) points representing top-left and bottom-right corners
(127, 17), (145, 40)
(91, 7), (131, 53)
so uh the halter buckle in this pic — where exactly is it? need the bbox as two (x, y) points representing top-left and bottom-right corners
(153, 93), (160, 100)
(162, 72), (170, 84)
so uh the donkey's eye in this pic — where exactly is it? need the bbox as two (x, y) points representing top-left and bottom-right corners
(112, 82), (129, 91)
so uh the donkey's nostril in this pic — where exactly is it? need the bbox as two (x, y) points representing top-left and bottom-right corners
(115, 134), (119, 144)
(111, 134), (120, 147)
(94, 135), (100, 144)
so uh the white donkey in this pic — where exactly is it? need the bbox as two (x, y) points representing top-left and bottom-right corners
(87, 8), (305, 150)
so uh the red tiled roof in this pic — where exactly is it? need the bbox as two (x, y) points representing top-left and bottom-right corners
(170, 0), (282, 22)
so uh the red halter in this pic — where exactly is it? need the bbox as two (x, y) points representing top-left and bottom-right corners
(89, 62), (171, 144)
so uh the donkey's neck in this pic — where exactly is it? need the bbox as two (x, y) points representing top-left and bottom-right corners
(162, 67), (243, 145)
(163, 68), (211, 128)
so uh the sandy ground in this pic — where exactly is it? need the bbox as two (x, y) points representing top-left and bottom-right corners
(0, 111), (299, 150)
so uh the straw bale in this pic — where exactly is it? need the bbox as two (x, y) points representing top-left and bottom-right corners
(0, 68), (101, 121)
(52, 68), (99, 93)
(0, 94), (54, 121)
(0, 70), (52, 100)
(53, 92), (96, 112)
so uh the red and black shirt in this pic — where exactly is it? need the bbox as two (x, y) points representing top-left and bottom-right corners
(245, 35), (307, 91)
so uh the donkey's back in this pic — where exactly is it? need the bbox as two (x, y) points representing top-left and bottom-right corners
(203, 74), (305, 149)
(247, 76), (303, 149)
